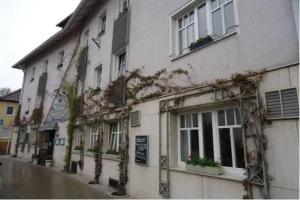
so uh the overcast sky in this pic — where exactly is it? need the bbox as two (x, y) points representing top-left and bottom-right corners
(0, 0), (81, 91)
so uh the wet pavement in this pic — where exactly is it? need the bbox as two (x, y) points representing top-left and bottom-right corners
(0, 156), (111, 199)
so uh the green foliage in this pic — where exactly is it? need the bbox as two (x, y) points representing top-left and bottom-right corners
(14, 105), (21, 126)
(106, 149), (119, 155)
(87, 148), (97, 153)
(30, 107), (43, 124)
(64, 84), (81, 171)
(186, 156), (220, 167)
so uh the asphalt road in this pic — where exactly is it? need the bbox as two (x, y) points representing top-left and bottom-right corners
(0, 156), (110, 199)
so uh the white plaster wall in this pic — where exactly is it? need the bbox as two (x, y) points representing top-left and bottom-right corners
(258, 65), (299, 198)
(53, 121), (69, 170)
(128, 0), (298, 83)
(80, 0), (118, 92)
(20, 34), (79, 123)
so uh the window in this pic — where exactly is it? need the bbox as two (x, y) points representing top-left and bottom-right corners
(6, 106), (14, 115)
(0, 119), (3, 126)
(119, 0), (129, 13)
(26, 98), (31, 114)
(217, 108), (244, 169)
(90, 126), (98, 149)
(130, 111), (141, 127)
(76, 133), (83, 146)
(57, 50), (64, 68)
(109, 121), (123, 152)
(265, 88), (299, 119)
(118, 53), (126, 77)
(43, 60), (48, 73)
(173, 0), (237, 55)
(29, 67), (36, 82)
(84, 29), (89, 47)
(95, 65), (102, 88)
(178, 108), (245, 173)
(99, 15), (106, 35)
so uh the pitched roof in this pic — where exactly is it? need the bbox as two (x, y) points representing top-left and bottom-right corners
(12, 0), (100, 69)
(0, 89), (21, 103)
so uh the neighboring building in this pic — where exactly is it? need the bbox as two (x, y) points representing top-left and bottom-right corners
(10, 0), (299, 199)
(0, 89), (21, 154)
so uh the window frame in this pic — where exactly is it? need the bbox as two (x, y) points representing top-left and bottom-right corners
(171, 0), (238, 57)
(177, 107), (245, 175)
(94, 64), (102, 89)
(6, 106), (14, 116)
(109, 121), (123, 152)
(57, 50), (64, 68)
(90, 125), (98, 149)
(0, 118), (3, 127)
(76, 133), (83, 147)
(99, 14), (106, 35)
(29, 67), (36, 82)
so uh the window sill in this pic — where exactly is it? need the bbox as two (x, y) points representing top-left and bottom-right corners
(170, 31), (237, 62)
(170, 167), (246, 182)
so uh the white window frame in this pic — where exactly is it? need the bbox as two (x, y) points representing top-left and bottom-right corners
(90, 126), (98, 149)
(109, 121), (123, 152)
(177, 107), (245, 175)
(94, 65), (102, 89)
(76, 133), (83, 146)
(98, 13), (106, 35)
(171, 0), (238, 57)
(118, 53), (126, 78)
(6, 106), (14, 116)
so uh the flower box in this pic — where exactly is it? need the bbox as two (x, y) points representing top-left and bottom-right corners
(186, 164), (223, 175)
(189, 35), (213, 51)
(103, 153), (120, 160)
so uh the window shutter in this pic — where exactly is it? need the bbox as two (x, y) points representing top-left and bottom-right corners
(265, 91), (282, 118)
(130, 111), (141, 127)
(281, 88), (299, 117)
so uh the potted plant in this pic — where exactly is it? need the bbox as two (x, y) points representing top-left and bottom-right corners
(103, 149), (120, 160)
(87, 148), (97, 155)
(189, 35), (213, 51)
(32, 154), (39, 165)
(74, 145), (82, 151)
(186, 156), (223, 175)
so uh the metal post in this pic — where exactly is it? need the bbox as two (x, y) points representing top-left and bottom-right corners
(255, 81), (269, 198)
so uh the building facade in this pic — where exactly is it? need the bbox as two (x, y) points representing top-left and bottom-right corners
(10, 0), (299, 198)
(0, 90), (21, 155)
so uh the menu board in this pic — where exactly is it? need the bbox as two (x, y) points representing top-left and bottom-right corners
(135, 135), (149, 165)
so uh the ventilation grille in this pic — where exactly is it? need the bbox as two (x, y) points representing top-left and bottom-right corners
(265, 88), (299, 119)
(130, 111), (141, 127)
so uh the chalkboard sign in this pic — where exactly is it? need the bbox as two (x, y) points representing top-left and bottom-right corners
(135, 135), (149, 165)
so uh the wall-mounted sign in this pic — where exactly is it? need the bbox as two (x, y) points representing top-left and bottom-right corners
(135, 135), (149, 165)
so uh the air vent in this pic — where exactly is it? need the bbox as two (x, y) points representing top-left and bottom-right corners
(130, 111), (141, 127)
(265, 88), (299, 119)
